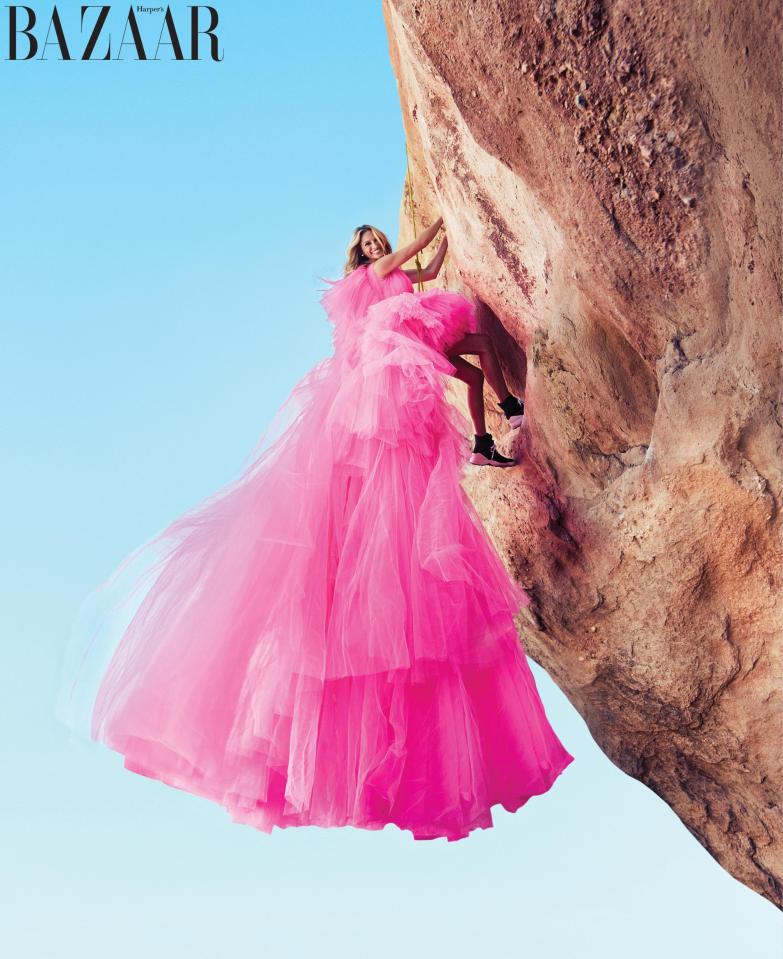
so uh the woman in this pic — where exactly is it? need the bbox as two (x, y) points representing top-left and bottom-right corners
(353, 219), (525, 467)
(56, 216), (573, 842)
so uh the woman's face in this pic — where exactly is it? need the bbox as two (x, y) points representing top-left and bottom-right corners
(360, 230), (385, 261)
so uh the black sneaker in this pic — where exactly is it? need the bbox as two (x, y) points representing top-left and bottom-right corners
(469, 433), (516, 467)
(498, 394), (525, 429)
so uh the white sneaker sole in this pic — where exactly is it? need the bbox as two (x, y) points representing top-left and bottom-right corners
(469, 452), (517, 467)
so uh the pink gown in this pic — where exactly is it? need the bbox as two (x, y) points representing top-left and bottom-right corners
(57, 262), (573, 841)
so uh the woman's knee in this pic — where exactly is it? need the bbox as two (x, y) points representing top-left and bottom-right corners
(447, 355), (484, 387)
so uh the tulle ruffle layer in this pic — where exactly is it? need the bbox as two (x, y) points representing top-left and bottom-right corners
(110, 634), (572, 841)
(320, 264), (476, 361)
(366, 288), (477, 354)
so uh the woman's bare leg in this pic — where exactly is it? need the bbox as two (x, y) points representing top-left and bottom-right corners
(446, 333), (511, 401)
(446, 354), (486, 434)
(446, 343), (519, 467)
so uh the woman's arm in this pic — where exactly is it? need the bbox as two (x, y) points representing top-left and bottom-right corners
(426, 234), (448, 280)
(403, 235), (448, 283)
(372, 217), (443, 279)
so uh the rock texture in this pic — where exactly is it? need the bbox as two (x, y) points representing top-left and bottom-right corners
(383, 0), (782, 906)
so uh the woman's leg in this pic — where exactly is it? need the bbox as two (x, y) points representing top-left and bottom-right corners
(446, 333), (511, 401)
(446, 344), (519, 467)
(446, 354), (486, 435)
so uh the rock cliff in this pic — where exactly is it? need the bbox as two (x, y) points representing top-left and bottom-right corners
(384, 0), (782, 906)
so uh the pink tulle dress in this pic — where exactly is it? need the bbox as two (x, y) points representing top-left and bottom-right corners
(56, 262), (573, 841)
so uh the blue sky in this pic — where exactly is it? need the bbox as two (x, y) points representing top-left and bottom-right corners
(2, 3), (780, 956)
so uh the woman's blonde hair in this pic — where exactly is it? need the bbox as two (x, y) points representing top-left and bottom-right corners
(344, 224), (392, 275)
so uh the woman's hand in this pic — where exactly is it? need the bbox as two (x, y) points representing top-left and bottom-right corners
(416, 217), (443, 249)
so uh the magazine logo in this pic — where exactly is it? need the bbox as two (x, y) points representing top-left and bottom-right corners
(5, 5), (223, 60)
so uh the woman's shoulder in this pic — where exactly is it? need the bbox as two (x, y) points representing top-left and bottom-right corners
(337, 263), (409, 285)
(368, 263), (415, 289)
(338, 263), (374, 285)
(334, 262), (407, 290)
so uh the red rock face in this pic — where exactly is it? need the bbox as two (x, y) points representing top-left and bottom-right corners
(384, 0), (782, 906)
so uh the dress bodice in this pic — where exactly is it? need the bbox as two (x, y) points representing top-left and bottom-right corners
(366, 263), (415, 299)
(320, 264), (414, 358)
